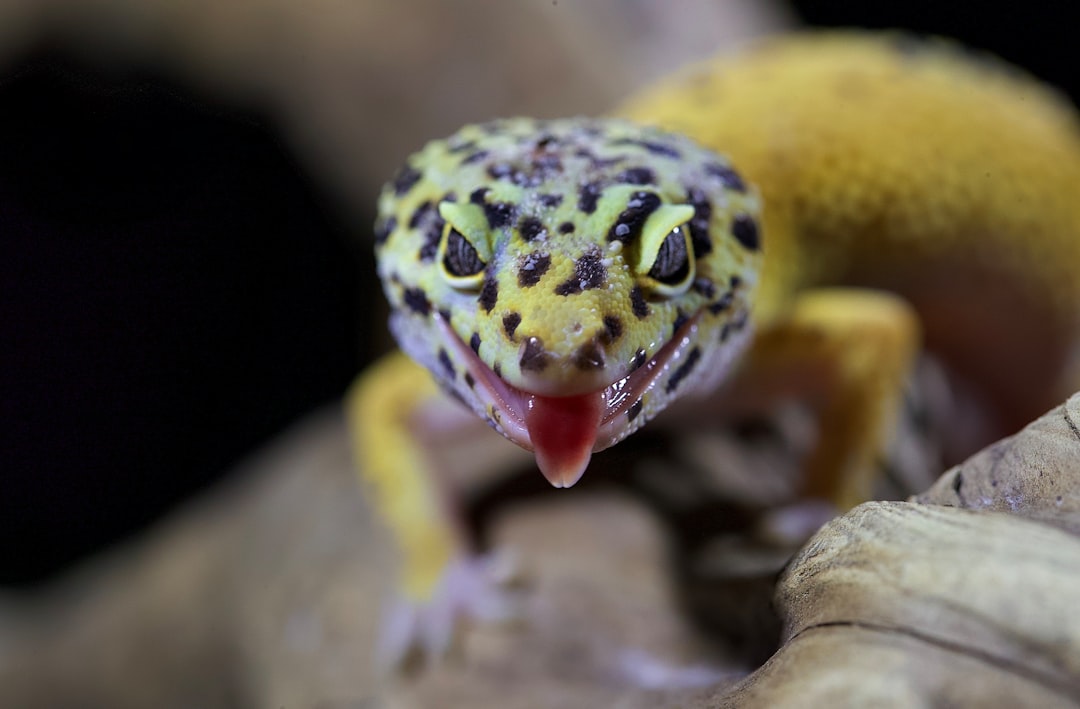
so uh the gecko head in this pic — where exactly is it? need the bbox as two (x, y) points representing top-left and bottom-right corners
(374, 117), (762, 487)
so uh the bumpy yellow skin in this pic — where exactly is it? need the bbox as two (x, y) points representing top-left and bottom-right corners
(347, 33), (1080, 640)
(620, 33), (1080, 424)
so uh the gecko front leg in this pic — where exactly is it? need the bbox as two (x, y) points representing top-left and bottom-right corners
(345, 351), (526, 669)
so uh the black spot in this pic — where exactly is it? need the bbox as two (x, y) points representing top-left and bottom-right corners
(559, 222), (576, 234)
(503, 312), (522, 339)
(672, 309), (689, 335)
(709, 291), (734, 315)
(531, 152), (563, 175)
(611, 137), (681, 159)
(573, 340), (605, 371)
(578, 182), (603, 214)
(486, 155), (561, 188)
(469, 187), (490, 204)
(630, 348), (647, 371)
(519, 337), (550, 372)
(419, 216), (445, 262)
(538, 193), (563, 208)
(403, 287), (431, 316)
(464, 372), (476, 389)
(469, 332), (482, 354)
(730, 274), (743, 289)
(374, 216), (396, 246)
(732, 214), (760, 251)
(478, 273), (499, 313)
(555, 250), (606, 295)
(461, 150), (490, 165)
(575, 147), (624, 169)
(439, 309), (452, 323)
(438, 348), (456, 379)
(718, 310), (749, 343)
(409, 199), (443, 261)
(493, 362), (502, 378)
(686, 187), (713, 258)
(487, 162), (514, 180)
(692, 277), (715, 299)
(705, 163), (747, 192)
(448, 139), (477, 154)
(602, 315), (623, 343)
(627, 399), (643, 422)
(517, 253), (551, 288)
(392, 165), (421, 195)
(408, 199), (434, 229)
(607, 191), (661, 243)
(484, 202), (516, 229)
(614, 167), (657, 185)
(519, 216), (545, 242)
(665, 347), (701, 393)
(630, 286), (649, 319)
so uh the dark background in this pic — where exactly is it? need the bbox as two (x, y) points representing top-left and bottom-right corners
(2, 1), (1076, 586)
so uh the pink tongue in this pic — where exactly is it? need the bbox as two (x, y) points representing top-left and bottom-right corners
(525, 392), (603, 488)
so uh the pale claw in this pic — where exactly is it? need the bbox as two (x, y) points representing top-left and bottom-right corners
(376, 550), (525, 672)
(756, 499), (839, 547)
(615, 648), (742, 690)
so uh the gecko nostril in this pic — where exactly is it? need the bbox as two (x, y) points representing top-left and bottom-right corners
(519, 336), (551, 373)
(572, 338), (606, 371)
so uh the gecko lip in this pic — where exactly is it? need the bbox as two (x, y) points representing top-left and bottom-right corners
(435, 311), (703, 487)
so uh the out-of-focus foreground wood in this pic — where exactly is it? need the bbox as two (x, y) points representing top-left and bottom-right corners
(723, 392), (1080, 707)
(4, 392), (1080, 707)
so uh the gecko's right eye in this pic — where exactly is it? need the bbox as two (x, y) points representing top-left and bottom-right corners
(444, 228), (485, 276)
(436, 200), (493, 290)
(439, 224), (487, 289)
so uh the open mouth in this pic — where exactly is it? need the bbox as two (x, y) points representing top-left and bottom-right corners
(435, 311), (703, 488)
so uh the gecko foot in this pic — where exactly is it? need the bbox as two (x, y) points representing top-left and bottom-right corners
(377, 550), (526, 672)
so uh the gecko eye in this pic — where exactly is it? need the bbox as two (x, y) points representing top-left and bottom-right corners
(648, 226), (690, 285)
(440, 225), (487, 288)
(437, 201), (492, 289)
(640, 222), (695, 297)
(629, 201), (696, 297)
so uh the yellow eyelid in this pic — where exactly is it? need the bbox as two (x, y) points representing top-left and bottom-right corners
(633, 204), (696, 275)
(438, 202), (493, 262)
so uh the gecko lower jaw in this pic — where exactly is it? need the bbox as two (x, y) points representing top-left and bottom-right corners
(435, 312), (703, 487)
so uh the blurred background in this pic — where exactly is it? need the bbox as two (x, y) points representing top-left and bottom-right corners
(1, 0), (1075, 587)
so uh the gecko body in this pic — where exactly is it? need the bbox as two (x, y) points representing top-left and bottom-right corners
(350, 33), (1080, 663)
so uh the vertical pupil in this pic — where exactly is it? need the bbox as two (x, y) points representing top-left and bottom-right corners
(648, 227), (689, 283)
(445, 229), (484, 277)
